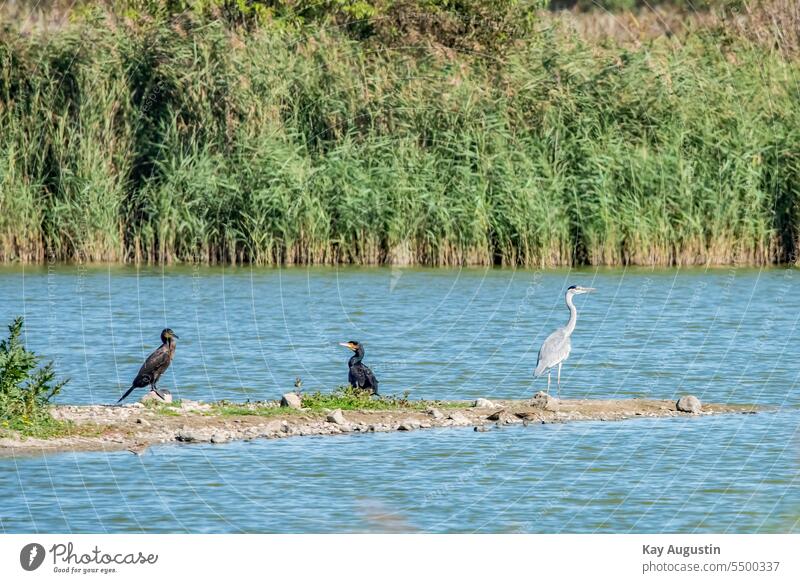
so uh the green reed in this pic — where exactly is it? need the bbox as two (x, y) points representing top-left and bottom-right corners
(0, 10), (798, 267)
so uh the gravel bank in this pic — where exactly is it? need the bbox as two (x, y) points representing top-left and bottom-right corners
(0, 396), (759, 456)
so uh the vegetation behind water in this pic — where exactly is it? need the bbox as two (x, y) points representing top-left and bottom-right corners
(1, 1), (798, 267)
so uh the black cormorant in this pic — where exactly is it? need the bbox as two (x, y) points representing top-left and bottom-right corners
(339, 340), (379, 395)
(117, 328), (179, 404)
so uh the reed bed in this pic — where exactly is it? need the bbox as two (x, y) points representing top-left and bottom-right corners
(0, 4), (798, 267)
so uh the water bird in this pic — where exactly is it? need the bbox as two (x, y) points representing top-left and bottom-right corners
(339, 340), (379, 394)
(534, 286), (596, 396)
(117, 329), (179, 404)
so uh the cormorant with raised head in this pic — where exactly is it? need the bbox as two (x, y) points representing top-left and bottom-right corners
(117, 328), (179, 404)
(339, 340), (379, 395)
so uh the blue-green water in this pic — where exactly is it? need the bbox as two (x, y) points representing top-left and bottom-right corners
(1, 266), (799, 532)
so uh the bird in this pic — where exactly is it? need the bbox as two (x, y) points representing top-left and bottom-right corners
(117, 328), (179, 404)
(534, 285), (596, 397)
(339, 340), (379, 395)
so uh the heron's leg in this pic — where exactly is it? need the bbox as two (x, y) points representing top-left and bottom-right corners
(547, 370), (551, 394)
(557, 362), (562, 398)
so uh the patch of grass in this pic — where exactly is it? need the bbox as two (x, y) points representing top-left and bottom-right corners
(210, 401), (289, 417)
(143, 398), (182, 408)
(142, 399), (182, 415)
(202, 389), (464, 416)
(0, 417), (110, 440)
(153, 408), (181, 417)
(300, 386), (453, 411)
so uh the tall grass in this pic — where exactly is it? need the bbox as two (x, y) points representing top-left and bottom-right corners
(0, 7), (798, 266)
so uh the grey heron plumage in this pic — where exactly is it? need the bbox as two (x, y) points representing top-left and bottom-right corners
(534, 285), (596, 396)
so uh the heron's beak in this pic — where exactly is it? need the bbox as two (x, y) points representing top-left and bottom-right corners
(584, 287), (597, 293)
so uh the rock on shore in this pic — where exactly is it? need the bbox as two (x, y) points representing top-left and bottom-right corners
(281, 393), (302, 409)
(676, 395), (702, 414)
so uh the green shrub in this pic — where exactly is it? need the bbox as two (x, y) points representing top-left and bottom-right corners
(0, 317), (69, 435)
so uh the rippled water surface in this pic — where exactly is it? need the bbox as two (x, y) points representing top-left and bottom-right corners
(1, 266), (799, 532)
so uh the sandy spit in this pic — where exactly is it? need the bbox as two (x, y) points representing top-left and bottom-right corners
(0, 397), (759, 456)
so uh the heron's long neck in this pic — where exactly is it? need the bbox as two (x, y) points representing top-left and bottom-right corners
(564, 293), (578, 335)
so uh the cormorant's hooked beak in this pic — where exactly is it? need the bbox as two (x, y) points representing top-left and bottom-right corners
(339, 342), (356, 351)
(172, 333), (180, 339)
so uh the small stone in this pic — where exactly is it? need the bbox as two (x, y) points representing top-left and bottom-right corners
(489, 411), (518, 424)
(175, 431), (204, 443)
(135, 418), (151, 427)
(676, 395), (702, 414)
(280, 393), (302, 409)
(210, 434), (229, 444)
(474, 425), (490, 432)
(447, 412), (470, 425)
(327, 409), (346, 425)
(260, 420), (285, 434)
(141, 390), (172, 404)
(426, 408), (444, 419)
(473, 398), (495, 408)
(530, 391), (559, 411)
(398, 419), (421, 431)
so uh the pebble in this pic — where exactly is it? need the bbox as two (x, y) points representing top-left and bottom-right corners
(327, 409), (347, 425)
(530, 391), (559, 411)
(447, 412), (470, 425)
(426, 408), (444, 419)
(676, 395), (702, 414)
(175, 431), (201, 443)
(280, 393), (302, 409)
(398, 419), (421, 431)
(473, 398), (495, 408)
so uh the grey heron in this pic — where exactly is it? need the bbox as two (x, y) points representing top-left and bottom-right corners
(534, 285), (596, 396)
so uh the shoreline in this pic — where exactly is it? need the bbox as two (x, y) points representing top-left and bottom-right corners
(0, 396), (760, 457)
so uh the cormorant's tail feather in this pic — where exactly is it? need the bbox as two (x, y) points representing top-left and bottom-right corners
(116, 386), (136, 404)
